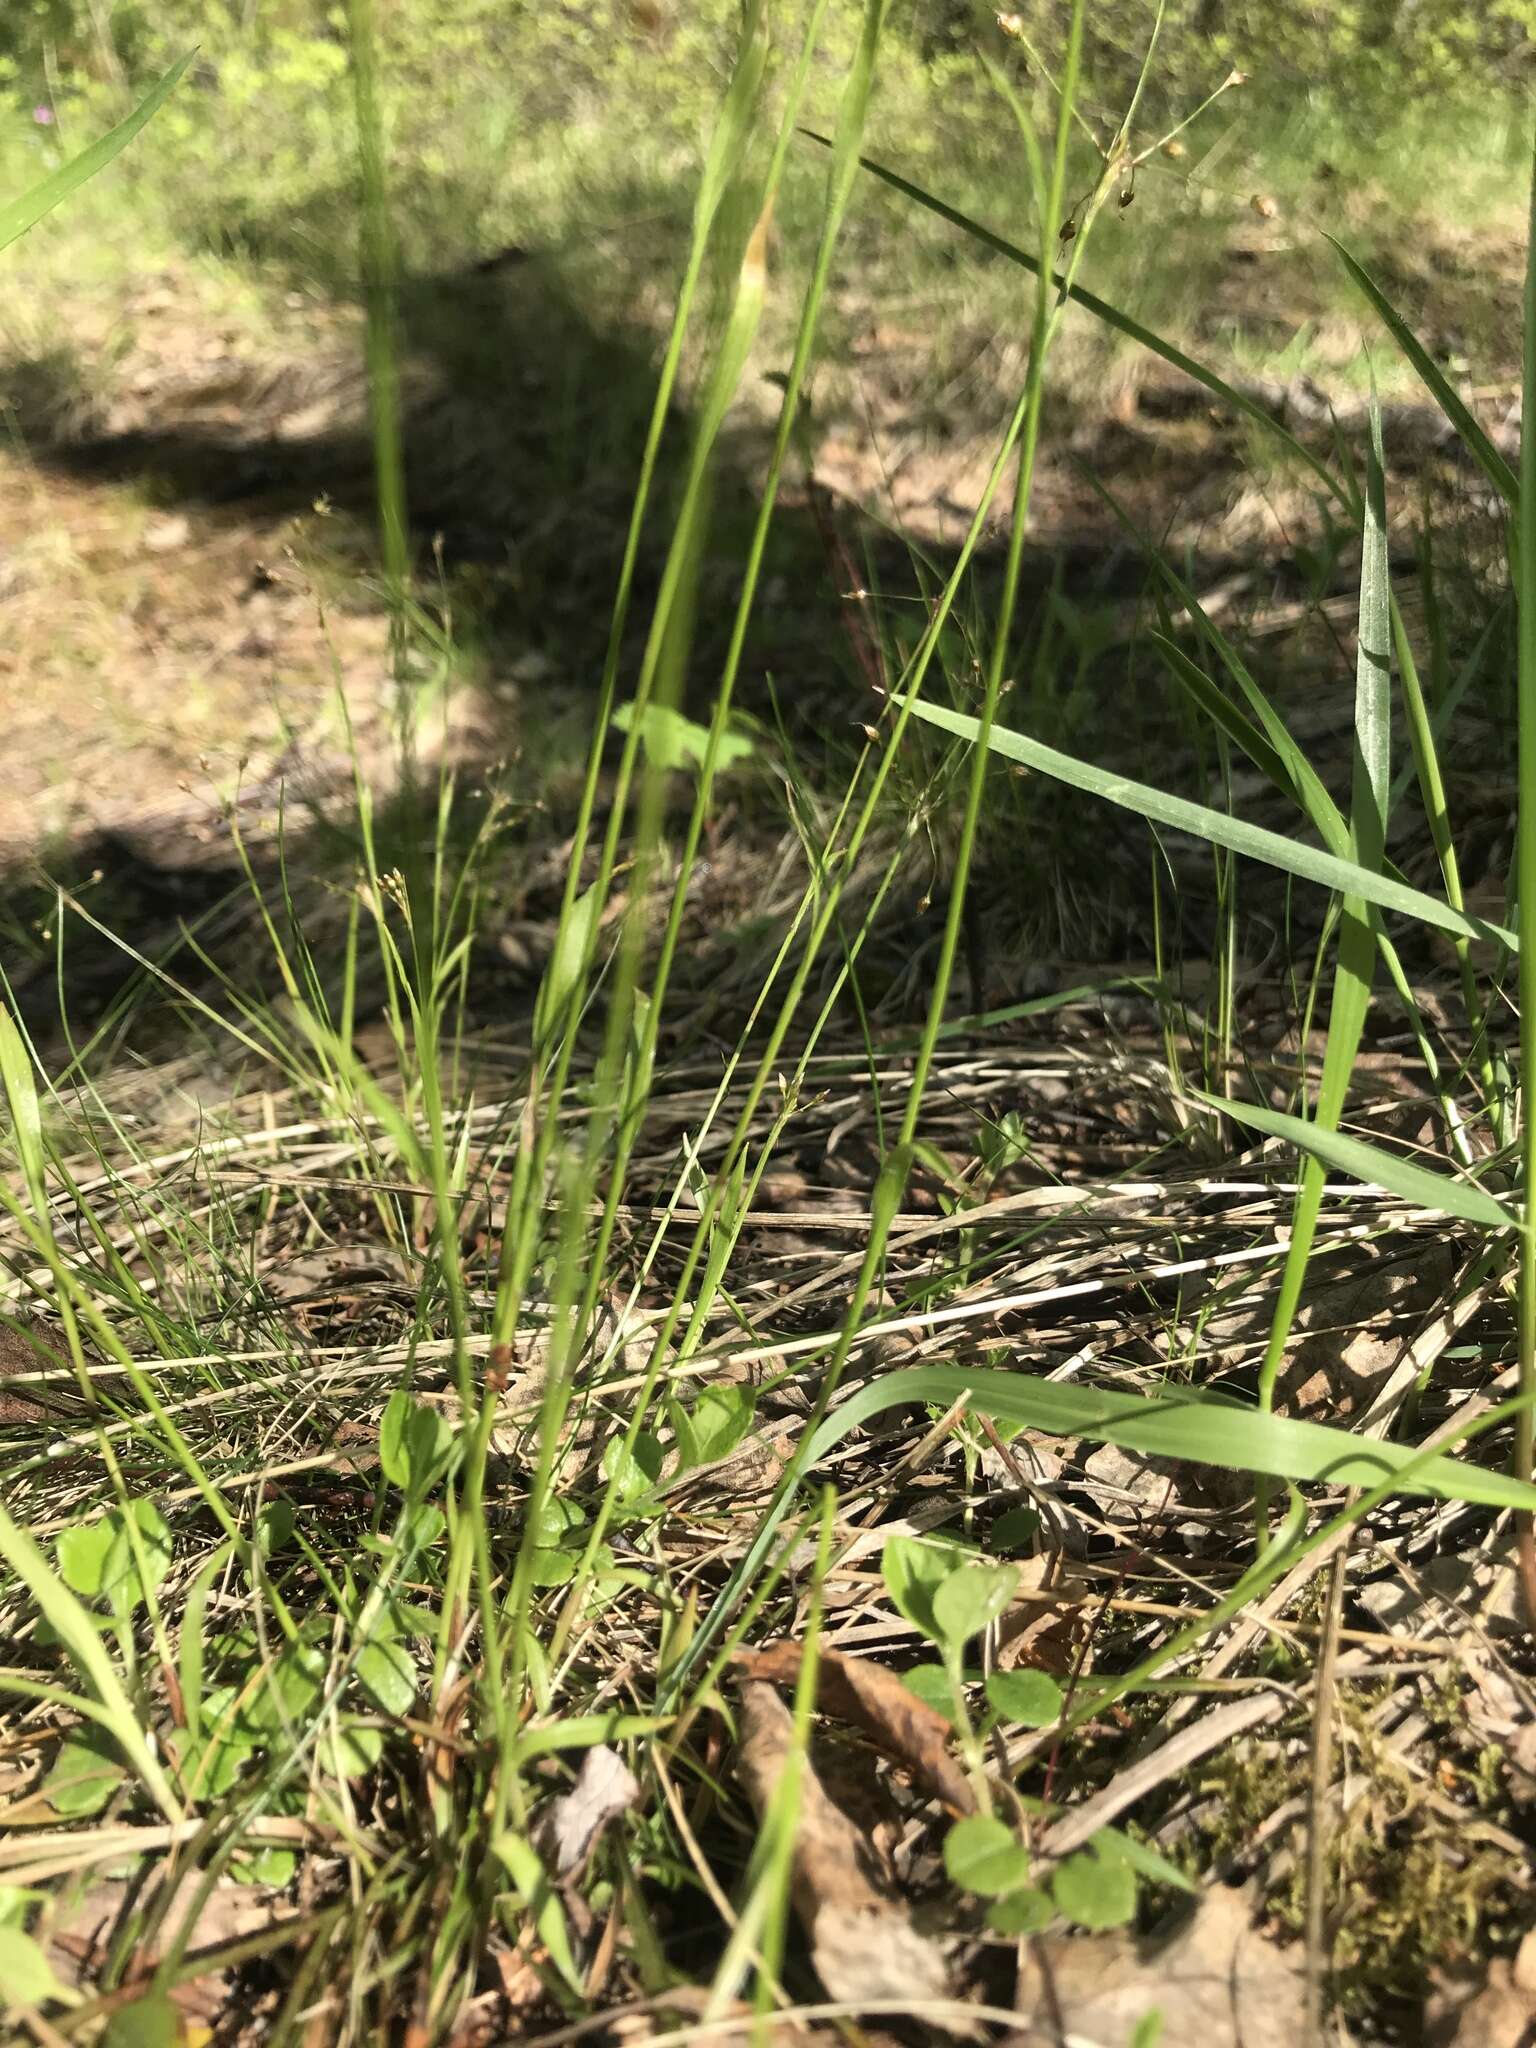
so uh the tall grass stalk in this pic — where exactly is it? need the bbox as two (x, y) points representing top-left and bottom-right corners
(493, 4), (820, 1763)
(543, 0), (889, 1663)
(347, 0), (411, 699)
(656, 0), (1182, 1693)
(1516, 123), (1536, 1614)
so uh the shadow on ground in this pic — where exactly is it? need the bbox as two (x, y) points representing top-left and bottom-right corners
(0, 190), (1426, 1053)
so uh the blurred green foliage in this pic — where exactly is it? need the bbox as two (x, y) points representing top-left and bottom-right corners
(0, 0), (1525, 374)
(982, 0), (1534, 95)
(4, 0), (1531, 103)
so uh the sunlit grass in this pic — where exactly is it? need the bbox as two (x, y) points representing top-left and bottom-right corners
(3, 8), (1536, 2041)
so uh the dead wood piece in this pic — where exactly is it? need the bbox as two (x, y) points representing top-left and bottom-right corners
(735, 1641), (974, 1815)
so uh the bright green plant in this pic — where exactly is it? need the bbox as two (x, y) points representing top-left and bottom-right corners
(885, 1528), (1169, 1937)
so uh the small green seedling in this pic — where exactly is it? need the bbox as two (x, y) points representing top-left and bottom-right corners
(884, 1531), (1160, 1934)
(611, 700), (754, 774)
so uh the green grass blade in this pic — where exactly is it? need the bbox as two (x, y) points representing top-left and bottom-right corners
(1250, 395), (1391, 1543)
(1327, 235), (1520, 509)
(807, 134), (1344, 504)
(1203, 1092), (1515, 1231)
(1151, 632), (1350, 855)
(1515, 125), (1536, 1563)
(1353, 394), (1393, 860)
(897, 696), (1516, 950)
(0, 1008), (46, 1212)
(802, 1365), (1536, 1510)
(0, 53), (194, 253)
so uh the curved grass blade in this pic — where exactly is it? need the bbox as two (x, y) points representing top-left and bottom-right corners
(802, 132), (1344, 504)
(897, 695), (1517, 952)
(1327, 235), (1519, 510)
(1203, 1091), (1516, 1232)
(803, 1364), (1535, 1509)
(0, 53), (194, 254)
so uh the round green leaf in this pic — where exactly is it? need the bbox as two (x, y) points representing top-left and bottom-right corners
(238, 1642), (326, 1737)
(256, 1500), (295, 1556)
(401, 1500), (446, 1552)
(334, 1720), (384, 1778)
(231, 1846), (296, 1887)
(102, 1501), (173, 1614)
(678, 1385), (754, 1467)
(902, 1663), (959, 1725)
(0, 1925), (73, 2009)
(985, 1668), (1063, 1729)
(602, 1432), (665, 1513)
(56, 1518), (114, 1598)
(356, 1638), (417, 1717)
(528, 1546), (579, 1586)
(530, 1496), (587, 1546)
(990, 1507), (1041, 1553)
(1052, 1845), (1137, 1930)
(104, 1992), (179, 2047)
(379, 1389), (414, 1489)
(882, 1534), (960, 1642)
(943, 1815), (1032, 1898)
(932, 1562), (1019, 1655)
(986, 1887), (1054, 1935)
(43, 1728), (124, 1818)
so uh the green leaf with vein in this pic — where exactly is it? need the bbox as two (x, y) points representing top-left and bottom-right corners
(1201, 1092), (1517, 1232)
(803, 1365), (1534, 1509)
(0, 54), (194, 254)
(896, 695), (1516, 953)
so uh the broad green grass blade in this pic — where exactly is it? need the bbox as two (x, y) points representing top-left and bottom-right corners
(897, 696), (1517, 950)
(1328, 235), (1519, 509)
(1152, 631), (1349, 854)
(809, 136), (1344, 504)
(1251, 395), (1391, 1552)
(802, 1365), (1536, 1509)
(0, 1009), (45, 1212)
(1205, 1092), (1516, 1231)
(0, 53), (194, 253)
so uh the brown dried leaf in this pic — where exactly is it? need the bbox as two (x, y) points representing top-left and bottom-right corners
(1426, 1929), (1536, 2046)
(735, 1641), (974, 1814)
(47, 1869), (293, 2020)
(734, 1679), (955, 2012)
(1013, 1882), (1306, 2048)
(533, 1743), (641, 1880)
(264, 1245), (412, 1303)
(996, 1554), (1091, 1676)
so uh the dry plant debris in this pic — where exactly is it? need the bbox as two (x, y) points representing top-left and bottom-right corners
(535, 1743), (643, 1881)
(734, 1640), (975, 1815)
(44, 1870), (297, 2028)
(1427, 1931), (1536, 2047)
(734, 1677), (954, 2011)
(1012, 1882), (1308, 2048)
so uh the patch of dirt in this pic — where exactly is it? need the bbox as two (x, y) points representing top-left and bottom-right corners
(0, 455), (401, 867)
